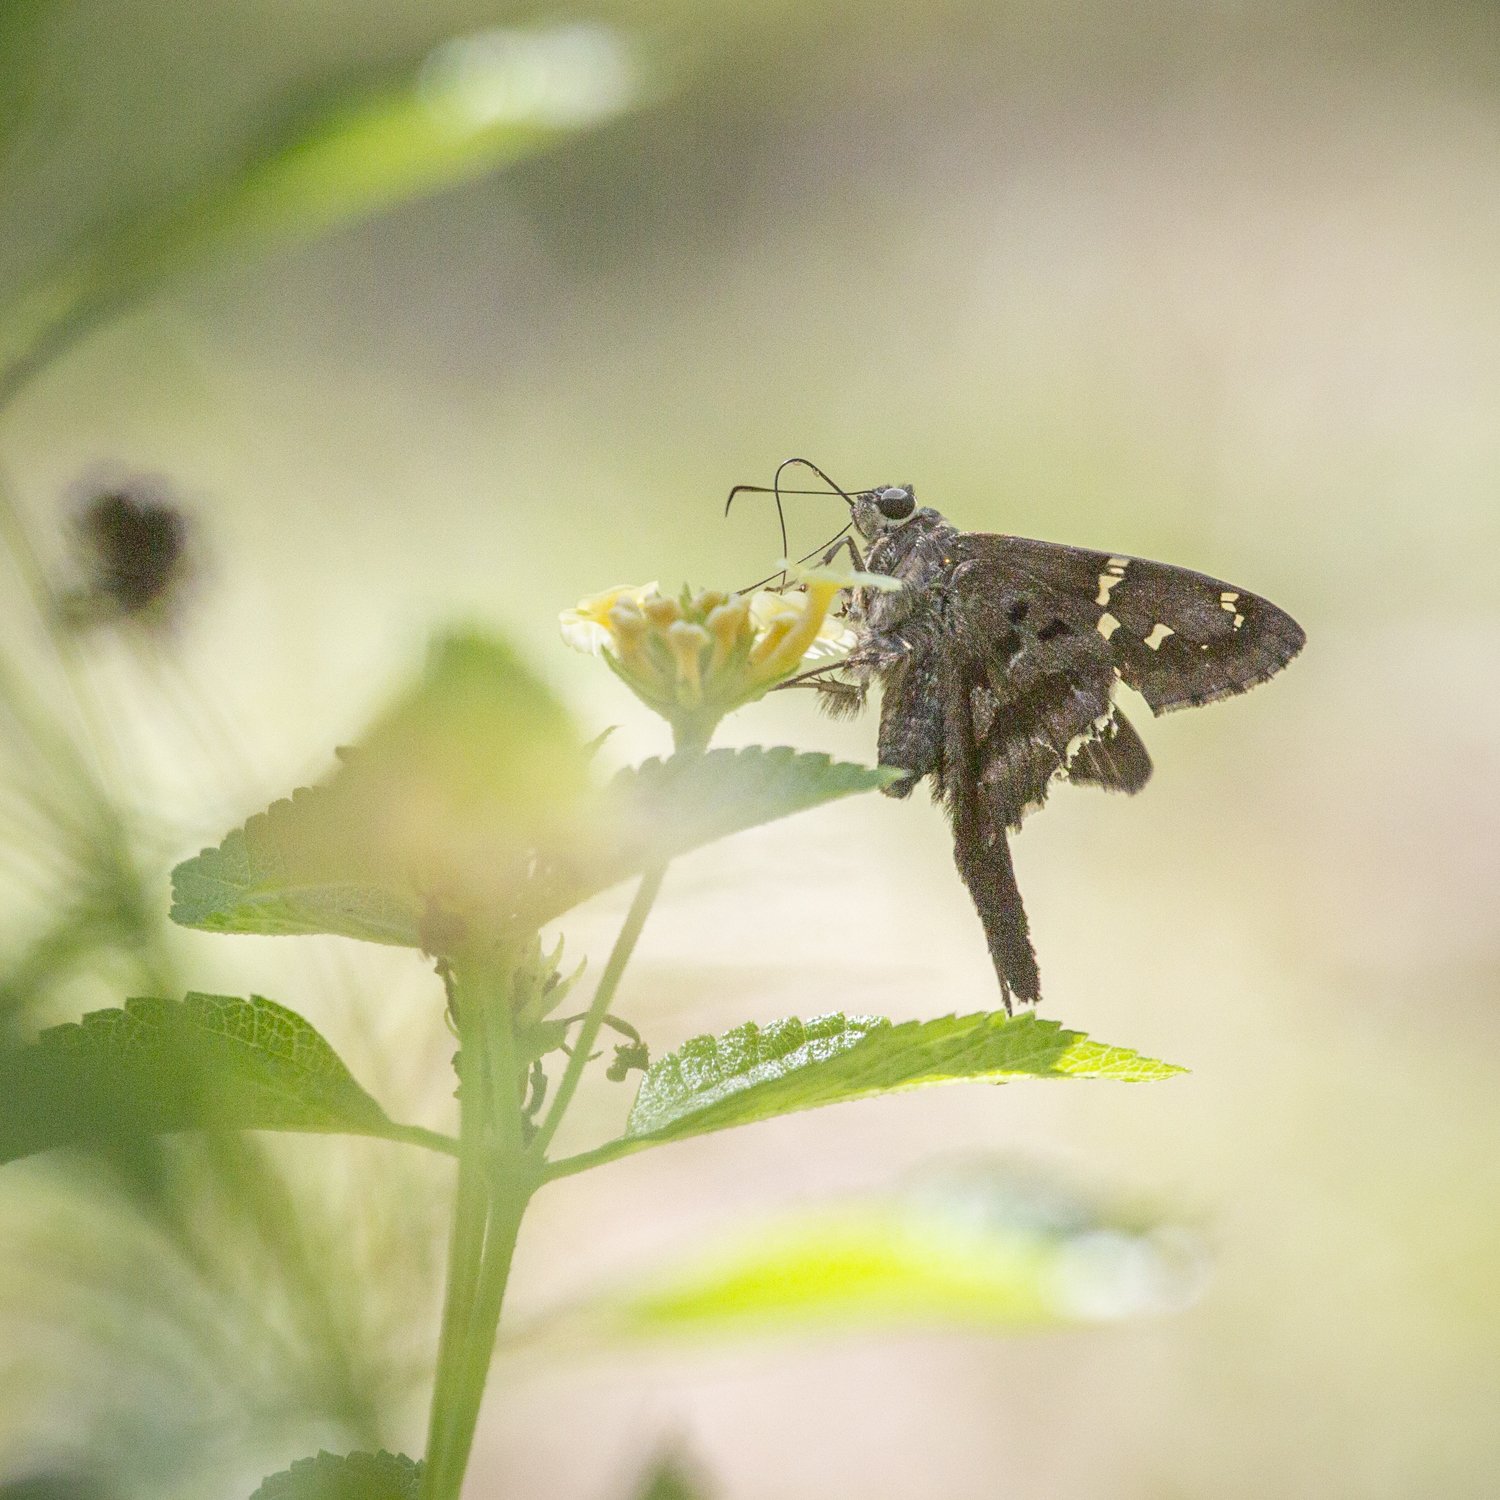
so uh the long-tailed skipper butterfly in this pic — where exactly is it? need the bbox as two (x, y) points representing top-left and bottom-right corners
(729, 459), (1306, 1011)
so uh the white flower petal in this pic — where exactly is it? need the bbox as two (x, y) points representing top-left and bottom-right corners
(559, 609), (613, 655)
(559, 581), (661, 654)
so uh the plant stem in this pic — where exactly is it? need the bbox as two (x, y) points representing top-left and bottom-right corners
(420, 723), (713, 1493)
(434, 1173), (528, 1486)
(419, 950), (536, 1500)
(527, 862), (668, 1162)
(541, 1134), (644, 1184)
(527, 717), (710, 1164)
(419, 1027), (491, 1497)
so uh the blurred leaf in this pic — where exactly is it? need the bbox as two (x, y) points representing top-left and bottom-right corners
(173, 635), (894, 943)
(566, 1163), (1203, 1344)
(0, 22), (644, 402)
(0, 0), (66, 164)
(540, 1012), (1182, 1172)
(169, 782), (416, 945)
(171, 630), (591, 946)
(632, 1453), (712, 1500)
(249, 1451), (421, 1500)
(520, 747), (902, 928)
(0, 992), (455, 1168)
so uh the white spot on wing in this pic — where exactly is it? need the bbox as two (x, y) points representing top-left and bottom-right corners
(1095, 559), (1129, 607)
(1144, 622), (1174, 651)
(1097, 612), (1121, 640)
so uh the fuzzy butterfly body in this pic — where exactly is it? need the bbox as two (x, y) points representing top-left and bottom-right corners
(825, 485), (1305, 1010)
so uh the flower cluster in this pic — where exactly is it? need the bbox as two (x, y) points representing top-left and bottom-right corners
(560, 566), (893, 748)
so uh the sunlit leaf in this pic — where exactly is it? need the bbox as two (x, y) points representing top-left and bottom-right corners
(563, 1161), (1204, 1344)
(172, 632), (895, 945)
(250, 1450), (422, 1500)
(547, 1013), (1183, 1179)
(622, 1010), (1183, 1148)
(0, 22), (644, 401)
(0, 992), (454, 1167)
(171, 630), (590, 945)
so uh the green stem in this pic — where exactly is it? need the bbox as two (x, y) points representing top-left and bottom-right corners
(527, 717), (711, 1165)
(435, 1175), (528, 1485)
(419, 950), (536, 1500)
(381, 1122), (459, 1157)
(420, 1022), (492, 1497)
(527, 862), (668, 1162)
(542, 1134), (645, 1184)
(420, 723), (714, 1493)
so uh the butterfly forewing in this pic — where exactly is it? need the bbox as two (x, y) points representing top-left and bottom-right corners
(953, 533), (1306, 715)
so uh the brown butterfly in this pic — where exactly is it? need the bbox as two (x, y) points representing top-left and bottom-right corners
(732, 462), (1306, 1009)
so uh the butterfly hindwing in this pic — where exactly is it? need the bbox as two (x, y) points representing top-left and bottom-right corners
(1065, 708), (1152, 794)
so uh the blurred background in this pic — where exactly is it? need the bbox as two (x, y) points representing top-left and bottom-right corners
(1, 0), (1498, 1495)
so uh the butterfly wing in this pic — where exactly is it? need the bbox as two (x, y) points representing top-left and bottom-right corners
(957, 532), (1306, 715)
(1065, 708), (1153, 794)
(831, 517), (1302, 1009)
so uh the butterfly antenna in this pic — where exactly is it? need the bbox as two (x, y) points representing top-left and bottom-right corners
(726, 459), (860, 594)
(773, 457), (858, 509)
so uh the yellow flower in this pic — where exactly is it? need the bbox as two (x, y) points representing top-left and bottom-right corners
(559, 567), (896, 748)
(558, 582), (660, 656)
(748, 590), (857, 662)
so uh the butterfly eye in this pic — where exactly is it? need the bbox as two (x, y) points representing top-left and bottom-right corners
(876, 487), (915, 521)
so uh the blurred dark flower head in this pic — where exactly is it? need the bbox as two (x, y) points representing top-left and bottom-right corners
(62, 478), (193, 629)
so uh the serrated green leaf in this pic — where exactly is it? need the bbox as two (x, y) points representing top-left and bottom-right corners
(0, 993), (454, 1167)
(250, 1450), (421, 1500)
(518, 747), (902, 928)
(559, 1162), (1203, 1345)
(624, 1010), (1183, 1146)
(173, 648), (897, 945)
(171, 630), (590, 944)
(168, 783), (421, 944)
(0, 25), (645, 403)
(538, 1012), (1182, 1174)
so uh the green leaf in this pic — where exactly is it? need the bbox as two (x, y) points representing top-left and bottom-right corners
(168, 783), (420, 945)
(561, 1161), (1202, 1344)
(633, 1452), (713, 1500)
(250, 1450), (422, 1500)
(0, 23), (644, 403)
(0, 0), (62, 164)
(548, 1012), (1182, 1176)
(625, 1010), (1182, 1145)
(171, 630), (591, 945)
(519, 747), (902, 928)
(0, 993), (454, 1168)
(172, 642), (896, 944)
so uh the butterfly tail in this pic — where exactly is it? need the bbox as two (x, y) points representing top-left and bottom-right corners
(951, 789), (1040, 1011)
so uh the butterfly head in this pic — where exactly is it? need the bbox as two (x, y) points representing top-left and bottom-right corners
(851, 485), (919, 541)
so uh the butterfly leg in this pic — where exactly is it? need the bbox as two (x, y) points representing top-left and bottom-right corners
(819, 534), (867, 572)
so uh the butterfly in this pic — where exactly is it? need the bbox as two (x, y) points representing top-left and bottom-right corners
(733, 463), (1306, 1010)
